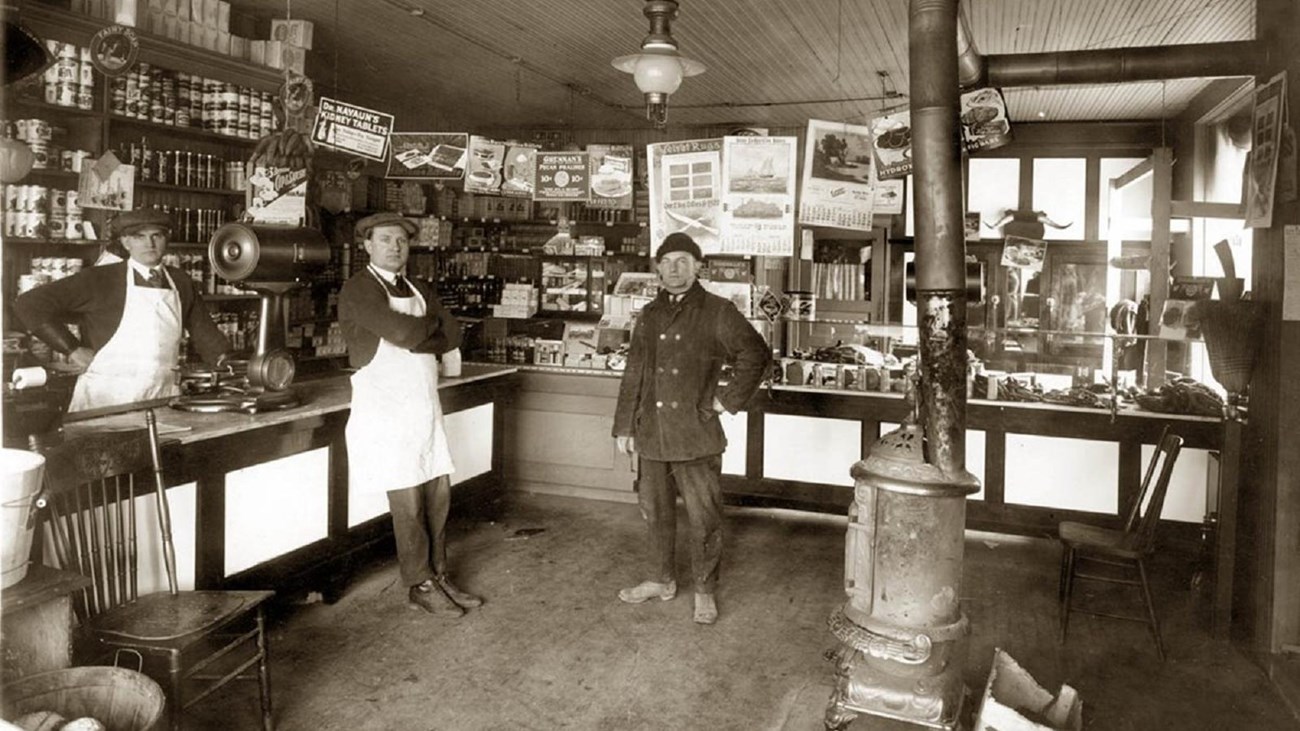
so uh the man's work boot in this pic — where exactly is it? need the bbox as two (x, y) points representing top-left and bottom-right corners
(693, 593), (718, 625)
(618, 580), (677, 604)
(409, 579), (464, 618)
(435, 574), (483, 608)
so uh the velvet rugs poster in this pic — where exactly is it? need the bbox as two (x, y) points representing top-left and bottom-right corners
(648, 138), (723, 255)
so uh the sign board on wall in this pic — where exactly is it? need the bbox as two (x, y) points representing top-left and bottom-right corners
(799, 119), (877, 231)
(535, 151), (590, 201)
(720, 135), (796, 256)
(647, 138), (723, 254)
(311, 96), (394, 162)
(587, 144), (634, 210)
(386, 132), (468, 180)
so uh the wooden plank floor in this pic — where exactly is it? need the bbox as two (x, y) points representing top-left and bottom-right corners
(182, 493), (1294, 730)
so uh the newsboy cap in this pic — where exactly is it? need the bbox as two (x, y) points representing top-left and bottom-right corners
(356, 211), (418, 238)
(655, 232), (704, 261)
(109, 208), (173, 237)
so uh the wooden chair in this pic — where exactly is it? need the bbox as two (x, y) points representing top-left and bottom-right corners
(1058, 426), (1183, 661)
(39, 410), (275, 730)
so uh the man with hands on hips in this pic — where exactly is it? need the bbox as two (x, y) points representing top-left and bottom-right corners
(612, 232), (770, 625)
(14, 208), (230, 413)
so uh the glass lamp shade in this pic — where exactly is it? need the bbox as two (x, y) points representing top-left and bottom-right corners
(613, 51), (705, 95)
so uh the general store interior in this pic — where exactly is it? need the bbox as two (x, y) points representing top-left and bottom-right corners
(3, 0), (1300, 729)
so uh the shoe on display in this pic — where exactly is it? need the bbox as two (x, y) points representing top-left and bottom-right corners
(435, 574), (483, 608)
(618, 579), (677, 604)
(409, 579), (464, 618)
(693, 593), (718, 625)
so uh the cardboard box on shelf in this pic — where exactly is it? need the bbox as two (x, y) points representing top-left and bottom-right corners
(216, 0), (229, 30)
(163, 0), (178, 15)
(202, 25), (218, 51)
(281, 44), (306, 74)
(147, 8), (164, 34)
(178, 19), (191, 44)
(217, 30), (231, 55)
(163, 13), (179, 39)
(231, 35), (247, 60)
(250, 39), (266, 65)
(271, 18), (314, 49)
(265, 40), (284, 69)
(190, 0), (203, 23)
(201, 0), (218, 27)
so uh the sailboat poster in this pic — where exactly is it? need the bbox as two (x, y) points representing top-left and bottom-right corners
(720, 135), (797, 256)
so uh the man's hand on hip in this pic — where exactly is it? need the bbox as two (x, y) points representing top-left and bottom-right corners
(67, 347), (95, 373)
(616, 435), (635, 454)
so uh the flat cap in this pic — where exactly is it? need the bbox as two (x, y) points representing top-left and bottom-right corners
(109, 208), (172, 237)
(655, 232), (704, 261)
(357, 212), (418, 238)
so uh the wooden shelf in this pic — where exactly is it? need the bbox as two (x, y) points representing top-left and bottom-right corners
(21, 3), (283, 92)
(20, 169), (82, 182)
(3, 237), (101, 246)
(109, 115), (259, 147)
(206, 294), (259, 302)
(5, 96), (102, 119)
(136, 181), (244, 196)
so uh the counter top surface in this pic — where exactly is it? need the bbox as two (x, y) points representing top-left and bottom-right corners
(63, 364), (518, 445)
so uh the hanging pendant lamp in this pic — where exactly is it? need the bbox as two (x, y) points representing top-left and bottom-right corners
(611, 0), (705, 127)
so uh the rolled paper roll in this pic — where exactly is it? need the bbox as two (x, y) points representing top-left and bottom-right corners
(11, 366), (48, 390)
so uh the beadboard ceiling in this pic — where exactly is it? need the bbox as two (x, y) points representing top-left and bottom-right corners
(235, 0), (1256, 133)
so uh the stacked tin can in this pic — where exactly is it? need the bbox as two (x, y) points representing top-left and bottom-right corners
(12, 118), (53, 170)
(41, 42), (94, 111)
(3, 184), (84, 241)
(110, 68), (274, 140)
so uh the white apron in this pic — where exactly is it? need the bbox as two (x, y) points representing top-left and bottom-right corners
(68, 265), (182, 412)
(346, 269), (454, 494)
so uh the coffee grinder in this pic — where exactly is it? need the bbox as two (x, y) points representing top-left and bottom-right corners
(171, 222), (330, 413)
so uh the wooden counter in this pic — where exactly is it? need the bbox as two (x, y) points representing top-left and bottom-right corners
(497, 365), (1240, 639)
(59, 364), (519, 601)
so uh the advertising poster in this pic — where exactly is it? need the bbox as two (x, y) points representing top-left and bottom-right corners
(248, 165), (308, 225)
(875, 179), (905, 215)
(535, 151), (590, 201)
(869, 110), (913, 180)
(587, 144), (634, 210)
(648, 138), (723, 255)
(464, 136), (506, 195)
(311, 96), (394, 162)
(721, 135), (797, 256)
(499, 143), (539, 199)
(1001, 235), (1046, 272)
(799, 119), (877, 231)
(960, 87), (1013, 152)
(1247, 71), (1287, 228)
(78, 156), (134, 211)
(385, 132), (468, 180)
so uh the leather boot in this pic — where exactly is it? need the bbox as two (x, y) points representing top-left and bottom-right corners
(409, 579), (464, 618)
(618, 580), (677, 604)
(435, 574), (483, 608)
(693, 593), (718, 624)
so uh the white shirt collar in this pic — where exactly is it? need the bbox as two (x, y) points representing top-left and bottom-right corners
(127, 259), (163, 279)
(368, 264), (404, 285)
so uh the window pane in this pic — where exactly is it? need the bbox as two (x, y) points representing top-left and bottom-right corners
(1032, 158), (1086, 240)
(969, 159), (1020, 238)
(1099, 157), (1151, 240)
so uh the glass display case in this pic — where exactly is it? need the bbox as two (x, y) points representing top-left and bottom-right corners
(539, 255), (605, 315)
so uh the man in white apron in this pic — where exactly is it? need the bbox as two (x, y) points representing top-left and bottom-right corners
(338, 212), (480, 618)
(15, 208), (230, 412)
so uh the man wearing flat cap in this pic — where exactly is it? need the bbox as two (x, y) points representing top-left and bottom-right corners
(612, 232), (770, 624)
(15, 207), (230, 412)
(339, 211), (481, 618)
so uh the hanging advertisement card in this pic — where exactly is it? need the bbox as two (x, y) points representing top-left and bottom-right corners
(311, 96), (394, 162)
(1246, 71), (1286, 228)
(875, 179), (905, 215)
(1001, 235), (1046, 272)
(385, 132), (468, 180)
(799, 119), (876, 231)
(869, 111), (913, 180)
(960, 87), (1012, 152)
(499, 143), (539, 199)
(247, 165), (308, 225)
(464, 136), (506, 195)
(587, 144), (634, 210)
(721, 135), (797, 256)
(77, 152), (133, 210)
(648, 138), (723, 255)
(535, 151), (590, 201)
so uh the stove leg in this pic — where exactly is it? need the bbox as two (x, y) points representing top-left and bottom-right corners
(824, 697), (858, 731)
(824, 646), (858, 731)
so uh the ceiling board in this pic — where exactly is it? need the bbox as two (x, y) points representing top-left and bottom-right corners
(231, 0), (1256, 131)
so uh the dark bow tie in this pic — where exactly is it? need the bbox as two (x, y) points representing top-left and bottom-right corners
(388, 275), (413, 297)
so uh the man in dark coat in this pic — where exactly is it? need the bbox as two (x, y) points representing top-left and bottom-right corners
(15, 208), (229, 412)
(612, 232), (770, 624)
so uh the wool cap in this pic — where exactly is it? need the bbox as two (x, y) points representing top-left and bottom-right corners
(357, 211), (418, 238)
(654, 232), (704, 261)
(109, 208), (172, 237)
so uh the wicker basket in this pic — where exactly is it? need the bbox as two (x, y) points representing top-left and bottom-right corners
(2, 666), (165, 731)
(1194, 300), (1264, 395)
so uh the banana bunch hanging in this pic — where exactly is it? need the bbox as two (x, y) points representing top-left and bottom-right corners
(249, 127), (315, 171)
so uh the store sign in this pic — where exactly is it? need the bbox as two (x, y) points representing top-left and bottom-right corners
(248, 165), (308, 225)
(587, 144), (633, 210)
(535, 151), (590, 201)
(961, 87), (1012, 152)
(465, 136), (505, 195)
(869, 111), (912, 181)
(310, 96), (394, 162)
(89, 25), (139, 78)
